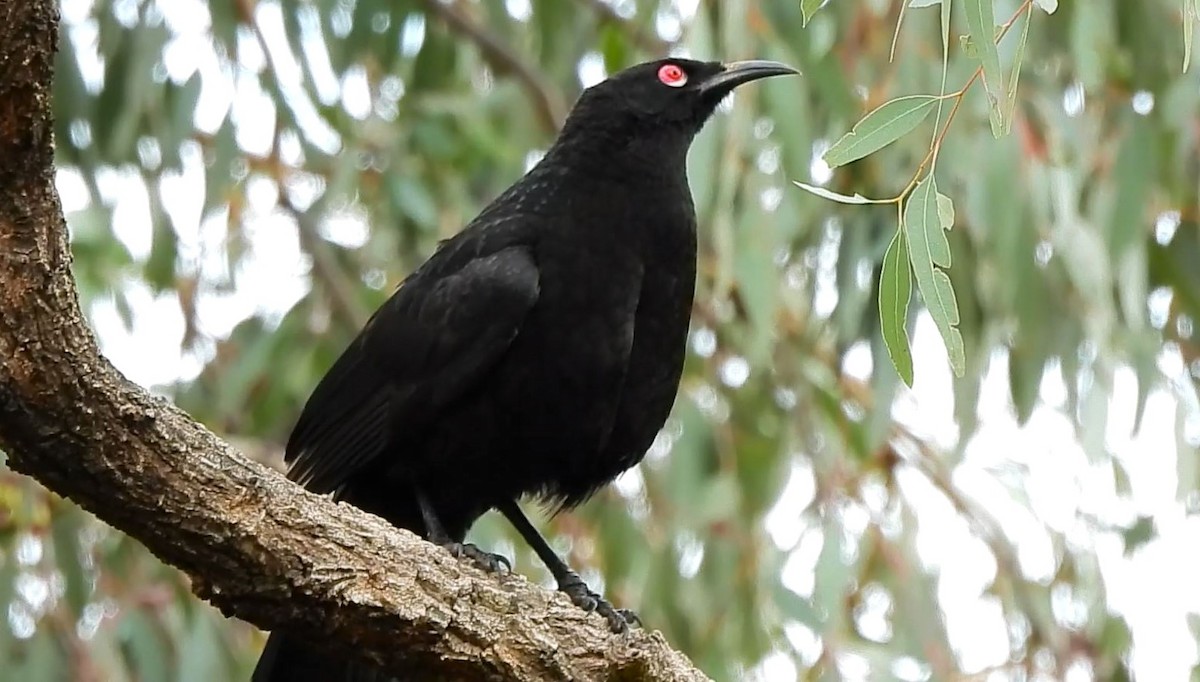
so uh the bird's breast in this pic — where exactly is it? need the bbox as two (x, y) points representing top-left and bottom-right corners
(484, 198), (697, 502)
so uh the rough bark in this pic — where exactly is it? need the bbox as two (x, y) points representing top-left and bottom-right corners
(0, 2), (708, 680)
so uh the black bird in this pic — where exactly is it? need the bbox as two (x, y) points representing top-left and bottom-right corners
(253, 57), (797, 681)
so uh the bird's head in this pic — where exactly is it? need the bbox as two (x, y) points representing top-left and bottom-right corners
(559, 58), (798, 147)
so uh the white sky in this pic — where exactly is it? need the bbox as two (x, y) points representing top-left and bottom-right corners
(51, 0), (1200, 680)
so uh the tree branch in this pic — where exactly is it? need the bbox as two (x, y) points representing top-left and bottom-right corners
(0, 2), (706, 680)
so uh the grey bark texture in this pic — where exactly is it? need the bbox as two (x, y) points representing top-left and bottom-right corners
(0, 2), (709, 680)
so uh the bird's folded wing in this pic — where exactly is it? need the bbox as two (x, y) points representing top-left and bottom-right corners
(284, 245), (540, 493)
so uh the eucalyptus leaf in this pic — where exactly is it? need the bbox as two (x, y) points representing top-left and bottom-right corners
(823, 95), (940, 168)
(963, 0), (1006, 136)
(801, 0), (823, 26)
(904, 177), (965, 375)
(792, 180), (890, 204)
(880, 228), (915, 386)
(1186, 0), (1197, 72)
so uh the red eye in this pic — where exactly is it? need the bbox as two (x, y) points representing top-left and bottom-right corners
(657, 64), (687, 87)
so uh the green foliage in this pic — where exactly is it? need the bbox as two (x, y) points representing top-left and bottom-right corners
(2, 0), (1199, 680)
(798, 0), (1067, 381)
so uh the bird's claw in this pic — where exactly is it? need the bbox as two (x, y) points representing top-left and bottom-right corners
(445, 542), (511, 573)
(558, 574), (639, 633)
(615, 608), (641, 626)
(597, 604), (640, 633)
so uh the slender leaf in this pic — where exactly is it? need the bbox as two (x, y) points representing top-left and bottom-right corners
(792, 180), (891, 204)
(823, 95), (940, 168)
(963, 0), (1006, 136)
(1186, 0), (1198, 72)
(880, 227), (914, 386)
(801, 0), (823, 26)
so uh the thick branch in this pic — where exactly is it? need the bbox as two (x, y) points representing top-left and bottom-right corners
(0, 2), (706, 680)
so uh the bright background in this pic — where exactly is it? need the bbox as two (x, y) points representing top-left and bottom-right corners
(2, 0), (1199, 680)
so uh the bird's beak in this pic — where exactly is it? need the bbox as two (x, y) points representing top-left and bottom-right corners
(698, 60), (800, 96)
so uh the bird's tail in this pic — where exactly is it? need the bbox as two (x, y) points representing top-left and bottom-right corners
(252, 626), (393, 682)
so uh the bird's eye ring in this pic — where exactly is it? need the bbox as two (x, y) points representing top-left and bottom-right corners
(657, 64), (687, 87)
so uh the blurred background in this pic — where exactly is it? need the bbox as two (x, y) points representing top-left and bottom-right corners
(1, 0), (1198, 679)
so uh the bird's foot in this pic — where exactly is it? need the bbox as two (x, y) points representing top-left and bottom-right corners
(558, 572), (640, 633)
(444, 542), (512, 573)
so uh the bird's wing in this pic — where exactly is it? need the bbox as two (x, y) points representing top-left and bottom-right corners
(284, 245), (540, 493)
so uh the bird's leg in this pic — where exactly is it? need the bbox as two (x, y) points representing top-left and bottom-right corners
(416, 488), (511, 573)
(497, 499), (639, 633)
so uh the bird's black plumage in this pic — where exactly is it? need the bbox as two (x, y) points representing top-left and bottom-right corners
(253, 57), (796, 682)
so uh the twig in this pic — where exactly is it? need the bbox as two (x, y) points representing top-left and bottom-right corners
(576, 0), (671, 55)
(237, 0), (373, 331)
(281, 186), (373, 330)
(418, 0), (565, 134)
